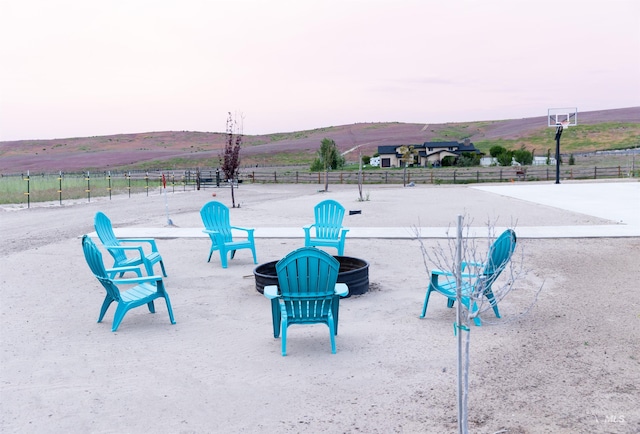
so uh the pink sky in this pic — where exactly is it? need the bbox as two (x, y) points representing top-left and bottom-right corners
(1, 0), (639, 141)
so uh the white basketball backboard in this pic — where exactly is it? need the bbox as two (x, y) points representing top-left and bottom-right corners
(548, 107), (578, 128)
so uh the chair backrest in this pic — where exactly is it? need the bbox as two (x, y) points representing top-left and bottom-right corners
(481, 229), (517, 286)
(82, 235), (121, 301)
(313, 200), (345, 240)
(276, 247), (340, 298)
(200, 201), (234, 242)
(94, 212), (127, 263)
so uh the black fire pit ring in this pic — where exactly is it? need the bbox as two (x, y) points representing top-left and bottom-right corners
(253, 256), (369, 297)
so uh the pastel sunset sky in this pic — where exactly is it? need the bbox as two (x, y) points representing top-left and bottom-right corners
(1, 0), (638, 141)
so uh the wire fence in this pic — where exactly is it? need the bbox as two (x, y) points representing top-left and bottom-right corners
(2, 165), (636, 207)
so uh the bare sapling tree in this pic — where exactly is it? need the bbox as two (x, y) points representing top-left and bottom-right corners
(220, 112), (243, 208)
(414, 216), (542, 434)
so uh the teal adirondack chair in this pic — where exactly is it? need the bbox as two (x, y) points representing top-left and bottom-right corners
(200, 201), (257, 268)
(303, 199), (349, 256)
(82, 235), (175, 332)
(264, 247), (349, 356)
(420, 229), (517, 326)
(94, 211), (167, 278)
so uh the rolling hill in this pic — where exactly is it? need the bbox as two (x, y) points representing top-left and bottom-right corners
(1, 107), (638, 174)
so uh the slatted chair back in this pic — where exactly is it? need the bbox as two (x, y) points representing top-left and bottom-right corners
(481, 229), (517, 287)
(82, 235), (121, 303)
(276, 247), (340, 317)
(200, 201), (234, 242)
(313, 200), (346, 240)
(94, 211), (126, 264)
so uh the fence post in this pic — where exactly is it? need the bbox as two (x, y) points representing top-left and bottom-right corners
(594, 167), (597, 179)
(145, 171), (150, 195)
(453, 170), (456, 184)
(86, 171), (91, 202)
(385, 172), (388, 184)
(476, 171), (479, 183)
(58, 171), (63, 205)
(499, 169), (502, 182)
(23, 171), (30, 208)
(296, 171), (299, 184)
(618, 166), (621, 178)
(107, 171), (112, 200)
(274, 171), (277, 183)
(431, 171), (433, 184)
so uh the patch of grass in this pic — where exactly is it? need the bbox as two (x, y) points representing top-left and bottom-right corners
(475, 122), (640, 155)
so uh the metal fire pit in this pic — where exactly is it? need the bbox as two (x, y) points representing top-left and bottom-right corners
(253, 256), (369, 297)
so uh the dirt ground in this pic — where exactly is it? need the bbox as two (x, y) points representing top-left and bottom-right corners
(1, 182), (638, 433)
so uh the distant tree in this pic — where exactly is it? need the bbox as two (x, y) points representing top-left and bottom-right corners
(568, 153), (575, 165)
(362, 155), (371, 165)
(441, 156), (457, 167)
(513, 146), (533, 165)
(398, 145), (418, 186)
(546, 149), (552, 165)
(455, 152), (481, 167)
(311, 138), (344, 191)
(220, 112), (242, 208)
(496, 150), (514, 167)
(489, 145), (507, 158)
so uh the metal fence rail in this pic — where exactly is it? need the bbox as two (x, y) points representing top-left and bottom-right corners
(2, 165), (635, 207)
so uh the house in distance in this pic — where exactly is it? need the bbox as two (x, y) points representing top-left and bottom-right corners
(377, 139), (482, 168)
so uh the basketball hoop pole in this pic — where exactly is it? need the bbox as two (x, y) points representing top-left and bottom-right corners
(554, 123), (563, 184)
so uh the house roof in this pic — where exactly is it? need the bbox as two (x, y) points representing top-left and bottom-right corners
(378, 141), (481, 156)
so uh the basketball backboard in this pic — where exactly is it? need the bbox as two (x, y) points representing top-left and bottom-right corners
(548, 107), (578, 128)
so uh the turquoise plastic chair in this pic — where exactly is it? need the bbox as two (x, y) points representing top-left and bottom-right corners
(94, 211), (167, 278)
(82, 235), (175, 332)
(264, 247), (349, 356)
(303, 199), (349, 256)
(200, 201), (257, 268)
(420, 229), (517, 326)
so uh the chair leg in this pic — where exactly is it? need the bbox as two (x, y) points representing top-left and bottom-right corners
(230, 249), (236, 259)
(328, 317), (337, 354)
(271, 299), (281, 338)
(98, 297), (114, 323)
(163, 294), (176, 324)
(219, 249), (228, 268)
(332, 297), (340, 335)
(147, 301), (156, 313)
(112, 303), (129, 332)
(251, 246), (258, 264)
(484, 288), (501, 318)
(159, 260), (167, 277)
(281, 322), (288, 357)
(420, 287), (433, 318)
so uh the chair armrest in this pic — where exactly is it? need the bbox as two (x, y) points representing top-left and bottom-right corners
(230, 226), (255, 235)
(106, 265), (142, 276)
(264, 285), (280, 299)
(334, 283), (349, 297)
(106, 245), (146, 255)
(112, 275), (163, 285)
(431, 269), (478, 279)
(118, 238), (159, 251)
